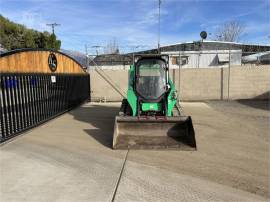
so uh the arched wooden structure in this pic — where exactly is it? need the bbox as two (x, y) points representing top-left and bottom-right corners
(0, 49), (86, 74)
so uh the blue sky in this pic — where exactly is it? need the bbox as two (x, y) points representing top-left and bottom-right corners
(0, 0), (269, 53)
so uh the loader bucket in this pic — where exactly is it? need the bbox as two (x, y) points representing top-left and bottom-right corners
(113, 116), (196, 150)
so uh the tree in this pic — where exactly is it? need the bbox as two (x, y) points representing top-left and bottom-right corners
(37, 32), (50, 48)
(104, 39), (119, 54)
(214, 20), (245, 42)
(0, 14), (61, 50)
(47, 33), (61, 50)
(24, 30), (36, 48)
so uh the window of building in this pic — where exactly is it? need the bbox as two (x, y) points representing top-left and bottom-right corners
(171, 56), (189, 65)
(217, 54), (229, 64)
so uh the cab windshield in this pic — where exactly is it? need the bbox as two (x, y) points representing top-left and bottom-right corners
(136, 59), (167, 100)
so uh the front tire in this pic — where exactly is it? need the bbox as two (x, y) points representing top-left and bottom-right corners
(119, 99), (132, 116)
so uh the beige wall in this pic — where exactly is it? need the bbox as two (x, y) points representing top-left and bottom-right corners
(89, 65), (270, 101)
(173, 68), (224, 100)
(89, 69), (128, 102)
(229, 66), (270, 99)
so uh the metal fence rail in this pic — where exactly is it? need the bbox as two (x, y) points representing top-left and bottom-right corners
(0, 73), (90, 142)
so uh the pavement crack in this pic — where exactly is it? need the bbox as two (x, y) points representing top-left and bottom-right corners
(111, 149), (129, 202)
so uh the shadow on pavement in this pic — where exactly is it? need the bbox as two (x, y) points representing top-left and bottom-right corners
(236, 91), (269, 111)
(237, 99), (269, 111)
(69, 104), (119, 148)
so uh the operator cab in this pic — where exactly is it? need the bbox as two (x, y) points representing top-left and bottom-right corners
(135, 55), (169, 102)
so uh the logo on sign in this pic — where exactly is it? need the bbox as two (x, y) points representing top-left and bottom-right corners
(48, 53), (57, 72)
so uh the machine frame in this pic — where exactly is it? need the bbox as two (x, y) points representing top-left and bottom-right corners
(126, 55), (177, 117)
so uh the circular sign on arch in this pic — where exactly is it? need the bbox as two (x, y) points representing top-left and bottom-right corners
(48, 53), (57, 72)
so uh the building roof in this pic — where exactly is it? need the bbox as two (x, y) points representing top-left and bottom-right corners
(160, 40), (269, 47)
(135, 41), (270, 55)
(89, 53), (132, 66)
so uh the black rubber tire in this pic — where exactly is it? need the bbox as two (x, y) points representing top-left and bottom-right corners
(125, 101), (132, 116)
(119, 99), (127, 116)
(119, 99), (133, 116)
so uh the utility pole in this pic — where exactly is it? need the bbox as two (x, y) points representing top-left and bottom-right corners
(158, 0), (161, 53)
(85, 44), (89, 69)
(46, 23), (61, 34)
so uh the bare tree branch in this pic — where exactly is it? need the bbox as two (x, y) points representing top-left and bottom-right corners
(104, 38), (120, 54)
(214, 20), (245, 42)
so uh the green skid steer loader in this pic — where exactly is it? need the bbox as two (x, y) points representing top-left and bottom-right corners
(113, 55), (196, 150)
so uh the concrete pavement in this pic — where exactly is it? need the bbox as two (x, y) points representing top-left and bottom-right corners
(0, 101), (269, 201)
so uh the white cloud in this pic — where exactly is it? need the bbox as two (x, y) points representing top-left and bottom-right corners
(1, 0), (269, 52)
(19, 10), (49, 31)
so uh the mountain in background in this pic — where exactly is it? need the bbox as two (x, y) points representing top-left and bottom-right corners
(0, 15), (61, 51)
(60, 49), (88, 67)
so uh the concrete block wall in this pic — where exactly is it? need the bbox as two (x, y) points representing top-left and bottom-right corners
(173, 68), (224, 100)
(89, 65), (270, 101)
(229, 66), (270, 99)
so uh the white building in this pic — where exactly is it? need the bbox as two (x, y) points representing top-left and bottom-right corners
(137, 40), (269, 68)
(163, 50), (242, 69)
(89, 41), (270, 69)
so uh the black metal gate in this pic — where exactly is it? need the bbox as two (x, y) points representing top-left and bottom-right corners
(0, 73), (90, 142)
